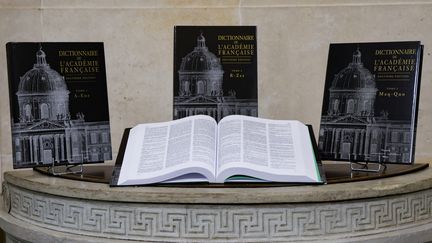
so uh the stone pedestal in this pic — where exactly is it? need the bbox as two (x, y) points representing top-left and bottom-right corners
(1, 164), (432, 242)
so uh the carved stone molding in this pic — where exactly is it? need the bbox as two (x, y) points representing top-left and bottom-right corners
(6, 183), (432, 242)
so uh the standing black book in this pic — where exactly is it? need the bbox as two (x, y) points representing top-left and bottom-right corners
(318, 41), (423, 164)
(173, 26), (258, 122)
(6, 42), (112, 168)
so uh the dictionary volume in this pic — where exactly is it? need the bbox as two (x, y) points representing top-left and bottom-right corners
(318, 41), (423, 164)
(111, 115), (325, 186)
(6, 42), (112, 168)
(173, 26), (258, 122)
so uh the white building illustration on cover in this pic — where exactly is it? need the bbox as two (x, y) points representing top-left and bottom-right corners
(11, 47), (112, 168)
(174, 33), (257, 121)
(319, 48), (413, 163)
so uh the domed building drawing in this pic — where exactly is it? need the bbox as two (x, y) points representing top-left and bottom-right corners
(178, 34), (224, 98)
(174, 33), (257, 121)
(326, 49), (377, 117)
(10, 46), (112, 168)
(318, 48), (414, 163)
(16, 48), (70, 123)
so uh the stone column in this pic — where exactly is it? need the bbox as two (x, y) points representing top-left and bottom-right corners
(29, 136), (33, 163)
(330, 128), (336, 155)
(364, 129), (371, 155)
(66, 132), (72, 161)
(32, 136), (38, 163)
(54, 134), (59, 162)
(359, 130), (365, 156)
(34, 136), (39, 163)
(39, 136), (44, 163)
(334, 129), (341, 158)
(60, 134), (65, 161)
(340, 129), (346, 159)
(353, 129), (359, 159)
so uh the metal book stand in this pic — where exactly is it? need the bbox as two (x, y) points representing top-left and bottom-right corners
(350, 160), (387, 173)
(349, 150), (395, 173)
(47, 154), (85, 176)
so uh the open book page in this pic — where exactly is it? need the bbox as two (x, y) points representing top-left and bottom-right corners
(117, 115), (217, 185)
(216, 115), (321, 183)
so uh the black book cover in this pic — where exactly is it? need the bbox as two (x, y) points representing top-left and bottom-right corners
(318, 41), (423, 164)
(173, 26), (258, 122)
(6, 42), (112, 168)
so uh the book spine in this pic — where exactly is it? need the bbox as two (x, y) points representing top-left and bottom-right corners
(173, 27), (177, 120)
(5, 43), (16, 170)
(410, 44), (424, 163)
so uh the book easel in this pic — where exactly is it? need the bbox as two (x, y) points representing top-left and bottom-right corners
(46, 154), (85, 176)
(350, 161), (386, 173)
(349, 150), (400, 173)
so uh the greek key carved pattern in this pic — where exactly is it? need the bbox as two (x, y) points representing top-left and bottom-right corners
(7, 183), (432, 242)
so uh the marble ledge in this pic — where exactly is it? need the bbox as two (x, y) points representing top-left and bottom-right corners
(4, 159), (432, 204)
